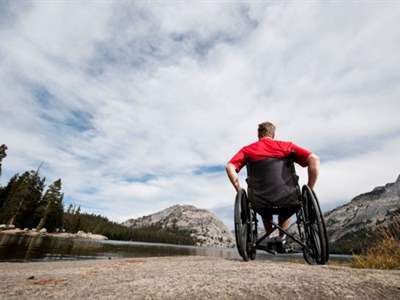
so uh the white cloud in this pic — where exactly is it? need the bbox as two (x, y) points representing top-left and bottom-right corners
(0, 2), (399, 225)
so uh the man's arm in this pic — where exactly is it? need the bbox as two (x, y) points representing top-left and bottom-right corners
(226, 163), (240, 192)
(306, 153), (320, 189)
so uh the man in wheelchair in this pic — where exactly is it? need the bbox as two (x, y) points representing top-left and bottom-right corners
(226, 121), (328, 264)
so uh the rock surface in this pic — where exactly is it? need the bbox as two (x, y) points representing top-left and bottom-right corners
(325, 174), (400, 252)
(0, 256), (399, 299)
(123, 205), (234, 247)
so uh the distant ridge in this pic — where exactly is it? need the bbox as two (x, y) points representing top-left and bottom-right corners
(123, 204), (234, 248)
(325, 174), (400, 253)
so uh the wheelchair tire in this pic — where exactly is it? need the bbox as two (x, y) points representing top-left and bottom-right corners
(310, 188), (329, 262)
(301, 185), (328, 265)
(234, 189), (249, 261)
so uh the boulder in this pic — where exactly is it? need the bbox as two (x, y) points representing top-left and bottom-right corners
(27, 231), (40, 237)
(39, 228), (47, 233)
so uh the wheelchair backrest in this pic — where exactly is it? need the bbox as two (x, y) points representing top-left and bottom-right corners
(246, 157), (301, 209)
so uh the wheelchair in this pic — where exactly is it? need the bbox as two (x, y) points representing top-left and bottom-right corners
(234, 157), (329, 265)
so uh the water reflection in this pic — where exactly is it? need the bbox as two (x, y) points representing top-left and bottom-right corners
(0, 234), (350, 263)
(0, 234), (240, 262)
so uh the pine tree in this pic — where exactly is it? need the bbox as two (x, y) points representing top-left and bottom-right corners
(66, 204), (73, 214)
(0, 175), (18, 223)
(69, 205), (81, 233)
(5, 171), (44, 228)
(36, 179), (64, 231)
(0, 186), (4, 210)
(0, 144), (7, 177)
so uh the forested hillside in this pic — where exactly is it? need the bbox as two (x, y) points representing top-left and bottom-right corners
(63, 206), (194, 244)
(0, 145), (194, 245)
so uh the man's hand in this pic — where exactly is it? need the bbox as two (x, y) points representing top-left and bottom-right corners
(226, 163), (240, 192)
(306, 153), (320, 189)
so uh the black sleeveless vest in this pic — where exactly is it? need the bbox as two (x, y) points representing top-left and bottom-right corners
(246, 157), (301, 210)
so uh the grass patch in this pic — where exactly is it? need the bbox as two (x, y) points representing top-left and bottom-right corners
(351, 216), (400, 270)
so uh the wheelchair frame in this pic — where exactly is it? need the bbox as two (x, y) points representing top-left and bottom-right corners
(234, 185), (329, 264)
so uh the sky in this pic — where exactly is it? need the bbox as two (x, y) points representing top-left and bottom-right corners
(0, 1), (399, 229)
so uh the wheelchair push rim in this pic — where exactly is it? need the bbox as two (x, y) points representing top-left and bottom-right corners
(301, 185), (329, 265)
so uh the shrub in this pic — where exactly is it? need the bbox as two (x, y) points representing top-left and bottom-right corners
(351, 216), (400, 270)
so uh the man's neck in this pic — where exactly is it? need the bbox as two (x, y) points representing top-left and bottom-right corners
(259, 136), (274, 141)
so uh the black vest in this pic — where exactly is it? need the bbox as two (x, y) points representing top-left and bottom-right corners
(246, 158), (301, 210)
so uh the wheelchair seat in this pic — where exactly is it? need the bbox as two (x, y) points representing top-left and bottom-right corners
(246, 157), (301, 215)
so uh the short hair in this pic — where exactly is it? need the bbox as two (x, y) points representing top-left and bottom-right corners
(258, 121), (276, 138)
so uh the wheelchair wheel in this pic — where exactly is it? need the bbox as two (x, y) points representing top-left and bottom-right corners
(234, 189), (249, 261)
(234, 189), (255, 261)
(310, 188), (329, 262)
(301, 185), (329, 265)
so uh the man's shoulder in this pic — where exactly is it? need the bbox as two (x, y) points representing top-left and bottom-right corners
(242, 140), (263, 150)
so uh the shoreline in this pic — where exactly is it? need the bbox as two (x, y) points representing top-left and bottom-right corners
(0, 256), (399, 299)
(0, 228), (108, 240)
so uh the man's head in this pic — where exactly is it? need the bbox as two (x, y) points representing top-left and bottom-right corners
(258, 121), (276, 139)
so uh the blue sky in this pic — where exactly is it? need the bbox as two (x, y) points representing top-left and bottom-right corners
(0, 1), (399, 228)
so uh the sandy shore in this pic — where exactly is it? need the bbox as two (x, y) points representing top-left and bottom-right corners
(0, 256), (399, 299)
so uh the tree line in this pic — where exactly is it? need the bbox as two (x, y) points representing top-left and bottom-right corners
(0, 145), (194, 245)
(64, 205), (193, 244)
(0, 170), (64, 232)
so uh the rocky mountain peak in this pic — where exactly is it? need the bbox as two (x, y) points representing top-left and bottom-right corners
(349, 174), (400, 204)
(123, 204), (234, 248)
(324, 174), (400, 253)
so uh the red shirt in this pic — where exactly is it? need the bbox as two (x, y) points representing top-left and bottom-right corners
(228, 138), (312, 172)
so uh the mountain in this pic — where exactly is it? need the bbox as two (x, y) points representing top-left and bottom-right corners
(123, 205), (235, 248)
(325, 175), (400, 253)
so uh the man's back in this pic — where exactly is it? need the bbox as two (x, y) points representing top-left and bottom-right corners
(229, 137), (311, 173)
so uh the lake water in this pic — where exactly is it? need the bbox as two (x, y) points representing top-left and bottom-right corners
(0, 233), (350, 263)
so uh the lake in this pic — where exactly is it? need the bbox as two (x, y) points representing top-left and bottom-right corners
(0, 233), (350, 263)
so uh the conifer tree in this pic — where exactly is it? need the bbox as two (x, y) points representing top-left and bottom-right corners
(0, 186), (4, 211)
(5, 171), (44, 228)
(66, 204), (73, 214)
(74, 206), (81, 232)
(0, 144), (7, 177)
(36, 179), (64, 231)
(0, 175), (18, 223)
(0, 145), (8, 220)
